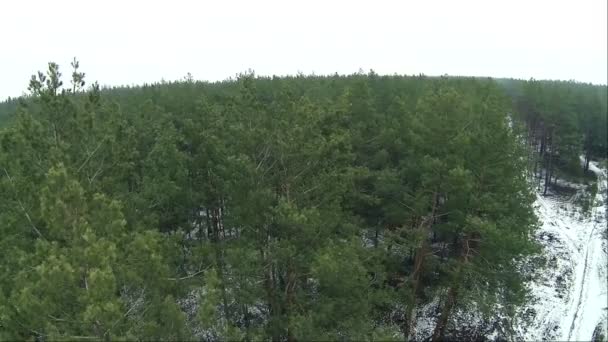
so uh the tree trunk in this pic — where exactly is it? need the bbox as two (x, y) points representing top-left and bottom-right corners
(431, 234), (473, 341)
(537, 126), (547, 188)
(285, 264), (297, 342)
(205, 208), (212, 240)
(262, 248), (280, 341)
(539, 127), (546, 156)
(374, 226), (379, 248)
(405, 238), (427, 339)
(211, 207), (231, 321)
(404, 191), (439, 339)
(544, 130), (553, 195)
(583, 134), (591, 172)
(242, 303), (250, 340)
(431, 285), (459, 342)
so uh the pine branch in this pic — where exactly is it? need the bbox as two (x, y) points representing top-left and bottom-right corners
(167, 267), (209, 281)
(77, 139), (104, 173)
(2, 168), (44, 239)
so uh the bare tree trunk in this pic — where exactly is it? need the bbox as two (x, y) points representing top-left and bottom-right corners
(431, 234), (473, 341)
(261, 249), (276, 336)
(374, 226), (379, 248)
(544, 130), (553, 195)
(537, 125), (547, 188)
(404, 191), (439, 339)
(285, 264), (297, 342)
(431, 285), (459, 342)
(539, 127), (546, 156)
(242, 303), (251, 340)
(583, 133), (592, 172)
(211, 207), (231, 321)
(205, 208), (212, 240)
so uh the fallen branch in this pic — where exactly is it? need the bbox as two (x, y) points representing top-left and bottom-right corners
(167, 267), (209, 281)
(77, 139), (104, 173)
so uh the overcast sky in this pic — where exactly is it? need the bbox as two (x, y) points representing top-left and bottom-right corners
(1, 0), (606, 100)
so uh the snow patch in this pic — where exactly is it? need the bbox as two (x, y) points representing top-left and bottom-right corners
(515, 161), (608, 341)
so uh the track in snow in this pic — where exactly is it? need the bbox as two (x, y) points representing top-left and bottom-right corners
(567, 220), (596, 340)
(516, 160), (608, 341)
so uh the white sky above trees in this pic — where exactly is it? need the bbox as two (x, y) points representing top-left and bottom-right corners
(1, 0), (606, 100)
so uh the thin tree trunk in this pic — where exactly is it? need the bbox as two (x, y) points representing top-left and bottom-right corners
(431, 235), (472, 341)
(544, 130), (553, 195)
(431, 285), (459, 342)
(539, 127), (546, 156)
(261, 249), (275, 317)
(285, 264), (297, 342)
(206, 208), (212, 240)
(583, 134), (591, 172)
(538, 126), (547, 186)
(242, 303), (251, 340)
(374, 226), (379, 248)
(262, 244), (281, 341)
(404, 191), (439, 339)
(530, 121), (537, 177)
(405, 239), (427, 339)
(212, 207), (231, 320)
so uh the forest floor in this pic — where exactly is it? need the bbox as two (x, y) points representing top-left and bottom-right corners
(515, 160), (608, 341)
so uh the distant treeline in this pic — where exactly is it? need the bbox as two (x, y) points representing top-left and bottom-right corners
(0, 63), (605, 340)
(500, 78), (607, 188)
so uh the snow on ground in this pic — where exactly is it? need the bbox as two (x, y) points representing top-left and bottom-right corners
(516, 161), (608, 341)
(410, 161), (607, 341)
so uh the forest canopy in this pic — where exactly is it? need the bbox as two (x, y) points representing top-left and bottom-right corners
(0, 62), (605, 341)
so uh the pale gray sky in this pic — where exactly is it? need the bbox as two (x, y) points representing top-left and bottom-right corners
(1, 0), (606, 100)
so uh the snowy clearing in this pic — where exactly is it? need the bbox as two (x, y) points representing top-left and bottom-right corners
(516, 160), (607, 341)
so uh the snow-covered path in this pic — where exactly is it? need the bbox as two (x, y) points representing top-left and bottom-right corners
(517, 161), (607, 341)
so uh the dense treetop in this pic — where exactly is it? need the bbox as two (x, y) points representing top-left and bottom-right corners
(0, 63), (605, 340)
